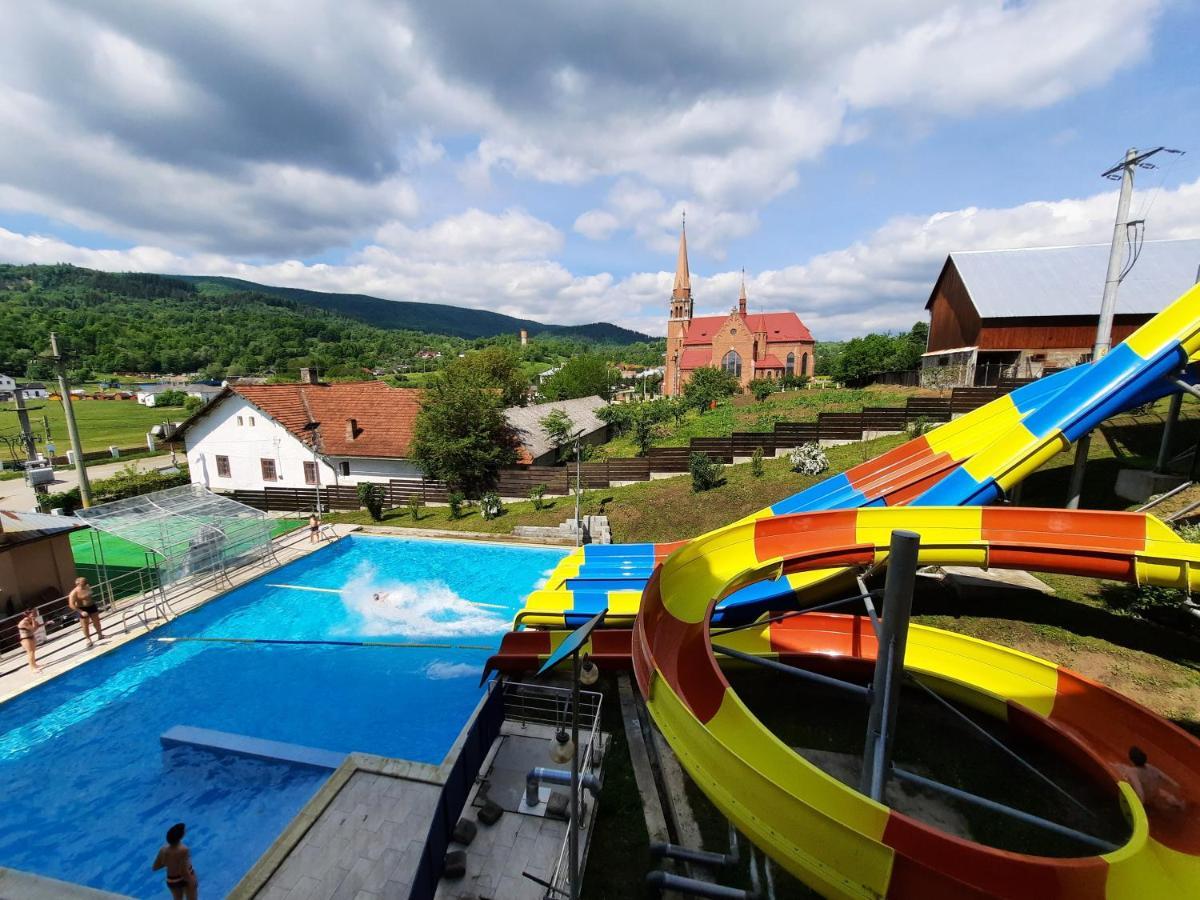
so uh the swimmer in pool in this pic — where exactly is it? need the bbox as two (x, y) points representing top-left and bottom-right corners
(152, 822), (198, 900)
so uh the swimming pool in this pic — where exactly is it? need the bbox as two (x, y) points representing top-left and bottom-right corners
(0, 535), (565, 897)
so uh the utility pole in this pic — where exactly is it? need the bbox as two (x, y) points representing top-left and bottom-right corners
(13, 389), (39, 463)
(1066, 148), (1140, 509)
(49, 332), (93, 508)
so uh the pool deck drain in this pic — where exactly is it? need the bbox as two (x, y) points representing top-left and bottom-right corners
(0, 526), (358, 704)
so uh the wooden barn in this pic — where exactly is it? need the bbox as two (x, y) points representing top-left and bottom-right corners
(922, 238), (1200, 386)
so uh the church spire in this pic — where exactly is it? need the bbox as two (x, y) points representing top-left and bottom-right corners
(672, 212), (691, 299)
(738, 268), (747, 317)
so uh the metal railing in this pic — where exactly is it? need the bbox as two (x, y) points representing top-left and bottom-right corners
(499, 681), (604, 899)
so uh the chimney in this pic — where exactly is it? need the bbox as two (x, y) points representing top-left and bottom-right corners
(345, 418), (358, 441)
(520, 329), (528, 347)
(299, 367), (317, 385)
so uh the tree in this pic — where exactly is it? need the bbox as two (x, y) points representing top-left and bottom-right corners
(154, 389), (188, 407)
(682, 366), (739, 413)
(540, 354), (619, 401)
(540, 408), (576, 464)
(444, 346), (529, 407)
(629, 402), (665, 456)
(410, 369), (517, 496)
(748, 378), (774, 402)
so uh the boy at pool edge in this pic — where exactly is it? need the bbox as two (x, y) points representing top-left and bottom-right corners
(152, 822), (199, 899)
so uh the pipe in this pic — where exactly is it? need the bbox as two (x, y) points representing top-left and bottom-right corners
(525, 767), (600, 808)
(712, 645), (870, 700)
(649, 843), (737, 868)
(645, 871), (754, 899)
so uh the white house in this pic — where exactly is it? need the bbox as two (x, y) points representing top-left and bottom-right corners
(0, 374), (15, 393)
(16, 382), (49, 399)
(172, 377), (424, 492)
(136, 383), (223, 407)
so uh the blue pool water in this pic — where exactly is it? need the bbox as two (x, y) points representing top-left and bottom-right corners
(0, 535), (564, 897)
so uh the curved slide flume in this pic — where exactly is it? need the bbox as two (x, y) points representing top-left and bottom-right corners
(632, 506), (1200, 898)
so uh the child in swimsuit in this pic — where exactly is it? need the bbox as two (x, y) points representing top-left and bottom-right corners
(18, 607), (42, 673)
(309, 512), (320, 544)
(153, 822), (198, 899)
(68, 577), (105, 647)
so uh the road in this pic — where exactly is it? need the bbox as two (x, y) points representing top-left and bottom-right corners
(0, 453), (177, 512)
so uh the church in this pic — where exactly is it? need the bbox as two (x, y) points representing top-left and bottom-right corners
(663, 223), (815, 397)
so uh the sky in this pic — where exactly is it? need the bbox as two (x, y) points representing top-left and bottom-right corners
(0, 0), (1198, 339)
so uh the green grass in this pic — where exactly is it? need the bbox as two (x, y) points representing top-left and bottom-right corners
(602, 386), (919, 457)
(0, 397), (183, 455)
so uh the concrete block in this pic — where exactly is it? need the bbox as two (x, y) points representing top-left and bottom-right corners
(1116, 468), (1187, 503)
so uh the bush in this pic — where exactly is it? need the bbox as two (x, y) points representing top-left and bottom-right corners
(356, 482), (385, 521)
(750, 447), (765, 477)
(788, 443), (829, 476)
(689, 451), (724, 493)
(682, 366), (740, 413)
(529, 484), (548, 510)
(407, 496), (423, 521)
(906, 415), (933, 437)
(154, 389), (188, 407)
(1102, 523), (1200, 622)
(748, 378), (774, 402)
(479, 492), (503, 520)
(41, 463), (190, 514)
(448, 491), (466, 519)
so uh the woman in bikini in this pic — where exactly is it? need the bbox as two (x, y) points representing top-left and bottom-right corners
(18, 607), (42, 673)
(152, 822), (199, 899)
(68, 577), (105, 647)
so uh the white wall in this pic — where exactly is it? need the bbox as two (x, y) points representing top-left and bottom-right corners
(0, 375), (16, 391)
(184, 394), (420, 491)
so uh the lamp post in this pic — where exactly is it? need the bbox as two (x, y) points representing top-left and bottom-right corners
(535, 608), (607, 900)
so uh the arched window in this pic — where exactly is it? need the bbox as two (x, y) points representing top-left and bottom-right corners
(800, 353), (809, 376)
(721, 350), (742, 378)
(786, 352), (796, 374)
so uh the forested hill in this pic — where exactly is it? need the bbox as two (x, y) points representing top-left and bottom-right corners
(0, 264), (653, 378)
(175, 274), (649, 343)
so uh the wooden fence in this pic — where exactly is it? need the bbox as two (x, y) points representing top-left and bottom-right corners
(226, 381), (1033, 512)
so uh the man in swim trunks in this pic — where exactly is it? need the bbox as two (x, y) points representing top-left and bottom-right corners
(152, 822), (198, 899)
(18, 607), (42, 673)
(68, 576), (105, 647)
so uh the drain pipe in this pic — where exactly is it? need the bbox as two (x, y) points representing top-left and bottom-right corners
(524, 768), (601, 808)
(645, 872), (755, 899)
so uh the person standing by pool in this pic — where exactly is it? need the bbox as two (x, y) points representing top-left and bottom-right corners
(153, 822), (199, 899)
(68, 577), (106, 647)
(18, 606), (43, 673)
(309, 512), (321, 544)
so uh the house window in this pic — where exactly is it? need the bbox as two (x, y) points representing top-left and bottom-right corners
(260, 458), (277, 481)
(786, 352), (795, 374)
(800, 353), (809, 376)
(339, 461), (350, 477)
(236, 415), (243, 426)
(303, 460), (318, 485)
(248, 416), (255, 426)
(216, 455), (231, 478)
(721, 350), (742, 378)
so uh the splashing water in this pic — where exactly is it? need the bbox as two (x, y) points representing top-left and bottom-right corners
(424, 661), (479, 680)
(340, 563), (510, 637)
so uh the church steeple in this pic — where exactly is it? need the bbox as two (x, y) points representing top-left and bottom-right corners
(738, 268), (747, 317)
(669, 213), (693, 321)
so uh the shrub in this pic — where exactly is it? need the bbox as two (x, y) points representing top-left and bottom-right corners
(749, 378), (774, 402)
(40, 463), (190, 514)
(1101, 523), (1200, 622)
(750, 447), (765, 477)
(788, 442), (829, 476)
(407, 496), (423, 521)
(906, 415), (932, 437)
(529, 484), (547, 510)
(689, 451), (723, 493)
(154, 389), (188, 407)
(448, 491), (466, 519)
(356, 482), (385, 521)
(479, 492), (503, 520)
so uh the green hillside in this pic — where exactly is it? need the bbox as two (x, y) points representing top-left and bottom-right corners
(178, 274), (650, 343)
(0, 264), (654, 380)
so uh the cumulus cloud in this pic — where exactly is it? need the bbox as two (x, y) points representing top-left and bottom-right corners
(5, 177), (1198, 340)
(0, 0), (1167, 259)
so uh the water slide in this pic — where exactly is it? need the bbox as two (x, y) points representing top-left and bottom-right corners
(511, 283), (1198, 630)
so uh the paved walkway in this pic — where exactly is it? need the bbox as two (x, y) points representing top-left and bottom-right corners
(0, 453), (175, 511)
(0, 525), (354, 703)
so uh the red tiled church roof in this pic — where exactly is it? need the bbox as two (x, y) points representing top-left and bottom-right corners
(753, 355), (785, 369)
(678, 348), (711, 370)
(683, 312), (812, 346)
(232, 381), (423, 458)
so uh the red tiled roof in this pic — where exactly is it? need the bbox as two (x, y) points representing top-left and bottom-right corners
(233, 382), (423, 459)
(678, 347), (712, 369)
(754, 355), (785, 369)
(683, 311), (813, 345)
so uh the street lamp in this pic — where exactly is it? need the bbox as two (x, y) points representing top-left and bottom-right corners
(535, 608), (608, 900)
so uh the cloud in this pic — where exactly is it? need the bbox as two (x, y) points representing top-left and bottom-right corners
(374, 208), (562, 262)
(5, 177), (1198, 340)
(0, 0), (1167, 258)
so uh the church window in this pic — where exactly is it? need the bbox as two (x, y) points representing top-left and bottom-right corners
(722, 350), (742, 378)
(786, 352), (795, 374)
(801, 353), (809, 376)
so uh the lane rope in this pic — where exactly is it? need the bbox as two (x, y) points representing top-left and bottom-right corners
(156, 636), (494, 650)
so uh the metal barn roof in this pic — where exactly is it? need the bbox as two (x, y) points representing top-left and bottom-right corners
(937, 238), (1200, 319)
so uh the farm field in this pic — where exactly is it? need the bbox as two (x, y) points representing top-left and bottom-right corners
(0, 398), (183, 457)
